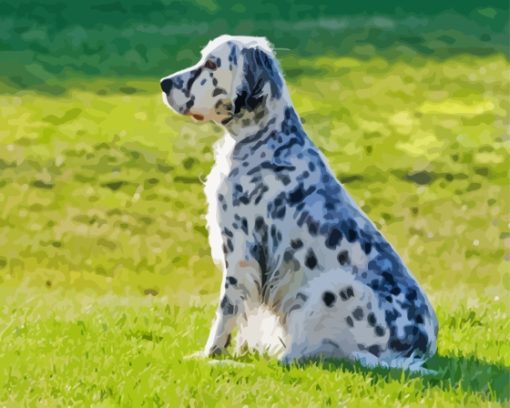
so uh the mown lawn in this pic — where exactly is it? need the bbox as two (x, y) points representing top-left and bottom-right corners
(0, 284), (508, 406)
(0, 1), (509, 406)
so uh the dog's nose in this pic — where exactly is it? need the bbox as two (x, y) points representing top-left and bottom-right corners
(160, 77), (173, 94)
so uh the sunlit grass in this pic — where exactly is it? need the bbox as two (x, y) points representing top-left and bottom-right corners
(0, 283), (508, 406)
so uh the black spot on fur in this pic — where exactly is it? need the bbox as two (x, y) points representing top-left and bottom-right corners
(213, 87), (227, 97)
(305, 249), (317, 269)
(339, 220), (359, 243)
(362, 241), (372, 255)
(299, 171), (309, 180)
(279, 174), (291, 185)
(296, 211), (309, 227)
(273, 136), (304, 157)
(367, 345), (381, 357)
(325, 228), (342, 249)
(370, 279), (379, 291)
(270, 225), (282, 250)
(353, 307), (364, 320)
(250, 217), (270, 290)
(185, 98), (194, 111)
(415, 330), (429, 353)
(241, 218), (248, 234)
(322, 291), (336, 307)
(346, 316), (354, 327)
(385, 308), (401, 324)
(283, 250), (294, 262)
(337, 250), (350, 265)
(389, 339), (411, 353)
(288, 184), (315, 205)
(382, 271), (395, 286)
(253, 184), (269, 205)
(375, 326), (386, 337)
(271, 193), (286, 219)
(291, 239), (303, 249)
(220, 296), (235, 315)
(406, 289), (417, 301)
(339, 286), (354, 301)
(185, 67), (203, 95)
(307, 219), (319, 236)
(255, 216), (265, 231)
(367, 312), (377, 327)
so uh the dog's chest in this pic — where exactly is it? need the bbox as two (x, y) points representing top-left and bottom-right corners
(207, 151), (280, 223)
(204, 135), (292, 263)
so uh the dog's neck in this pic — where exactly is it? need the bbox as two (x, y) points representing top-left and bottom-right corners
(221, 88), (300, 141)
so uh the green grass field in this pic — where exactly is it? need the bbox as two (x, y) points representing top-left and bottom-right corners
(1, 1), (509, 406)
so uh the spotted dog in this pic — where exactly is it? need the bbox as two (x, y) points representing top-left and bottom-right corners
(160, 35), (438, 372)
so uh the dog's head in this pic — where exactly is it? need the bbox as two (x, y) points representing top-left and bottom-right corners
(160, 35), (283, 125)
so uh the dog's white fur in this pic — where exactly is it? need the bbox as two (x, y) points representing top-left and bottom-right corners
(161, 35), (438, 373)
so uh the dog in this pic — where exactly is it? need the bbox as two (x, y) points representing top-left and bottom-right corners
(160, 35), (438, 372)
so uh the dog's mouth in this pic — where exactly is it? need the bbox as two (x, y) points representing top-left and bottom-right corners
(186, 113), (204, 121)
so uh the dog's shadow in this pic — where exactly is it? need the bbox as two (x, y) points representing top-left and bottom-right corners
(282, 353), (510, 403)
(218, 351), (509, 402)
(202, 346), (509, 402)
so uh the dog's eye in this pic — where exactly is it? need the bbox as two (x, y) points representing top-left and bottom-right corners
(204, 59), (217, 70)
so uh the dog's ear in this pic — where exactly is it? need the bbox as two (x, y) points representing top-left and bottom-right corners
(233, 47), (283, 114)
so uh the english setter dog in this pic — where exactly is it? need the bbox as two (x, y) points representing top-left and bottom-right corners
(160, 35), (438, 372)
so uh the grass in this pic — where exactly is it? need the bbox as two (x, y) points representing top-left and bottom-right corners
(1, 1), (509, 406)
(0, 284), (508, 406)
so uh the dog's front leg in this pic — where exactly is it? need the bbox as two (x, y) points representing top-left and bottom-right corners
(204, 258), (261, 356)
(204, 300), (237, 356)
